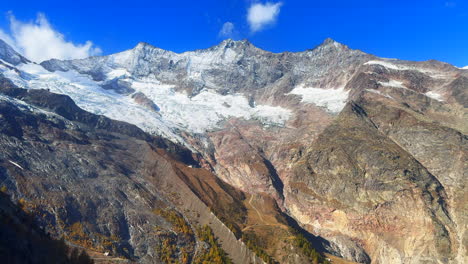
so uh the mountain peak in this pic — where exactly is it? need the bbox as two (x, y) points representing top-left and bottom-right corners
(134, 41), (157, 50)
(208, 38), (266, 55)
(220, 38), (251, 45)
(216, 38), (254, 49)
(319, 38), (347, 49)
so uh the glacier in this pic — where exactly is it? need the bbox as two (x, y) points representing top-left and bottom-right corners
(0, 56), (292, 145)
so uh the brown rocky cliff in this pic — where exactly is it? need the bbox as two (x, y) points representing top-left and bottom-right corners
(284, 98), (458, 263)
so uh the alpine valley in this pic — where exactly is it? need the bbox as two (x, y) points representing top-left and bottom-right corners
(0, 37), (466, 264)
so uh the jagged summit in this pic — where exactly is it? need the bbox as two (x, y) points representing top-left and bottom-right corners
(219, 38), (251, 45)
(321, 37), (342, 45)
(308, 37), (349, 53)
(134, 41), (154, 49)
(129, 38), (258, 58)
(133, 41), (172, 52)
(130, 37), (349, 56)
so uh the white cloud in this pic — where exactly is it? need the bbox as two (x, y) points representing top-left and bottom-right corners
(0, 13), (101, 62)
(247, 2), (282, 33)
(218, 22), (236, 38)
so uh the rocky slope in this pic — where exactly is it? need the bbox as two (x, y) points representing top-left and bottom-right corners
(0, 190), (94, 264)
(0, 37), (466, 264)
(0, 78), (335, 264)
(0, 81), (264, 263)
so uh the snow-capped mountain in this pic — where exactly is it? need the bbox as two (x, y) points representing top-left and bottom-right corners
(0, 38), (359, 145)
(2, 38), (461, 146)
(0, 37), (467, 264)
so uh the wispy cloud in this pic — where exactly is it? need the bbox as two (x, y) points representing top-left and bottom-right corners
(247, 2), (282, 33)
(218, 22), (237, 39)
(0, 13), (101, 62)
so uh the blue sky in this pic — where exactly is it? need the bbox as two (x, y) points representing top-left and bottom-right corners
(0, 0), (467, 66)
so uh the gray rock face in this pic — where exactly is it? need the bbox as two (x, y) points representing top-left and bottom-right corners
(325, 236), (371, 264)
(131, 91), (161, 112)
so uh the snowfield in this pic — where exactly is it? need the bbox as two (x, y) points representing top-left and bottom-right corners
(0, 59), (292, 145)
(129, 79), (292, 133)
(287, 85), (349, 113)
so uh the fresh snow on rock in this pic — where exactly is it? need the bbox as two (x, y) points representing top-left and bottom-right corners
(287, 85), (349, 113)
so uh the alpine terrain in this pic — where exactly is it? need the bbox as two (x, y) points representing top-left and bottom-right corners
(0, 37), (466, 264)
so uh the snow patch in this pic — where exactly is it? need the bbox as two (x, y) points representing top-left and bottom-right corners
(365, 60), (429, 73)
(287, 85), (349, 113)
(425, 91), (444, 102)
(378, 79), (407, 89)
(366, 89), (394, 100)
(107, 68), (129, 79)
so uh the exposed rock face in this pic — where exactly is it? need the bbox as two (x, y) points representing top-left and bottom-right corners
(131, 92), (161, 112)
(0, 37), (466, 264)
(285, 101), (455, 263)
